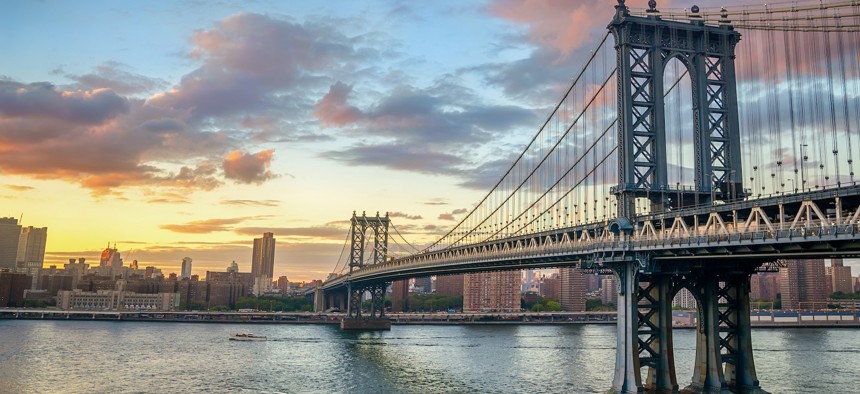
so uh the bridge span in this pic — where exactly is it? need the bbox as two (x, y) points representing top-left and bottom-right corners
(317, 1), (860, 393)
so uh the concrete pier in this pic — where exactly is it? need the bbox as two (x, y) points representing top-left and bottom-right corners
(340, 318), (391, 330)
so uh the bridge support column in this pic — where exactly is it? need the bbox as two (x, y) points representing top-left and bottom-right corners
(722, 273), (763, 394)
(640, 275), (678, 393)
(313, 288), (325, 312)
(342, 282), (390, 330)
(684, 271), (764, 394)
(687, 275), (729, 394)
(611, 261), (642, 394)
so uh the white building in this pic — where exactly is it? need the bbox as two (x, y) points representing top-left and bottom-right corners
(672, 288), (697, 309)
(181, 257), (192, 279)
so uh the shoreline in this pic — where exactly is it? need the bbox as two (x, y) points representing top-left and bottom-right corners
(2, 308), (859, 328)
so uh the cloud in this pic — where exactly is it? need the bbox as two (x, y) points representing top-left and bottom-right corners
(222, 149), (275, 184)
(389, 211), (423, 220)
(147, 13), (375, 121)
(234, 226), (347, 240)
(0, 12), (380, 194)
(65, 61), (168, 95)
(422, 198), (448, 206)
(314, 81), (362, 127)
(438, 213), (456, 221)
(317, 78), (537, 182)
(160, 217), (253, 234)
(0, 80), (129, 124)
(438, 207), (469, 221)
(220, 199), (281, 207)
(4, 184), (33, 191)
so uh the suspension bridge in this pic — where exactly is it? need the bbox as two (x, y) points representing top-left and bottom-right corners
(314, 1), (860, 393)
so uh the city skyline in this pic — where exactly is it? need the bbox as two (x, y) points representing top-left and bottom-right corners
(4, 0), (860, 281)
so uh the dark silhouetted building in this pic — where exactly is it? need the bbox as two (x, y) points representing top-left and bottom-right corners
(0, 271), (32, 307)
(391, 279), (409, 312)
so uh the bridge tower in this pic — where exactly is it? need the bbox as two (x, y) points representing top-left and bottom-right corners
(342, 211), (391, 330)
(612, 0), (743, 217)
(607, 2), (762, 393)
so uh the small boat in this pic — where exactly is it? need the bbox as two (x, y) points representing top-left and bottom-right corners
(229, 333), (267, 341)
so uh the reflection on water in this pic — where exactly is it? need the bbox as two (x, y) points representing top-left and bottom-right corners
(0, 321), (857, 393)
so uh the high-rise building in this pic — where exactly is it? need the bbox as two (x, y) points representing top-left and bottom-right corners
(251, 233), (275, 282)
(672, 288), (697, 309)
(750, 272), (779, 302)
(540, 273), (561, 301)
(585, 273), (601, 294)
(435, 274), (464, 297)
(227, 261), (239, 273)
(181, 257), (192, 279)
(829, 258), (854, 295)
(99, 245), (122, 278)
(413, 276), (432, 294)
(559, 267), (586, 311)
(463, 271), (521, 312)
(780, 259), (826, 309)
(0, 218), (22, 270)
(601, 275), (618, 306)
(16, 226), (47, 267)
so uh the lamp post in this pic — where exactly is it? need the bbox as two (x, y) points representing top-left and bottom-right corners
(800, 143), (808, 192)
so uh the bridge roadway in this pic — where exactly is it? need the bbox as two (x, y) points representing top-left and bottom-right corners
(322, 183), (860, 291)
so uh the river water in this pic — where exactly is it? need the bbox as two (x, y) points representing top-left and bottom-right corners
(0, 320), (857, 393)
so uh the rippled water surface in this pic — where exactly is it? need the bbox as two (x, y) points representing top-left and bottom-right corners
(0, 320), (858, 393)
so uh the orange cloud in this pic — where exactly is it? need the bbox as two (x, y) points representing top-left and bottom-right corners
(222, 149), (275, 184)
(487, 0), (654, 60)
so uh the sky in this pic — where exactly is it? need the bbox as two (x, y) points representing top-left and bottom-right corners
(3, 0), (857, 281)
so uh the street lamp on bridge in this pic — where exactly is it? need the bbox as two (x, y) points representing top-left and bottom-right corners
(800, 143), (808, 192)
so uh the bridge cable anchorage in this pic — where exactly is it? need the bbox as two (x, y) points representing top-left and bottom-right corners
(420, 31), (612, 254)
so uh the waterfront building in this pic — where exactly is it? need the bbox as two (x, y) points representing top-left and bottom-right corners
(390, 279), (409, 312)
(181, 257), (192, 279)
(251, 232), (275, 282)
(672, 288), (697, 309)
(463, 271), (521, 312)
(434, 274), (464, 297)
(207, 270), (253, 308)
(600, 275), (618, 306)
(0, 218), (22, 270)
(57, 288), (178, 311)
(559, 267), (586, 311)
(780, 259), (826, 309)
